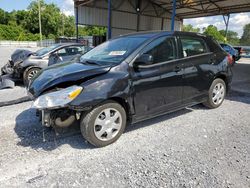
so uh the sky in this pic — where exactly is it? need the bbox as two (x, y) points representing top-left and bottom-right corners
(184, 13), (250, 37)
(0, 0), (74, 16)
(0, 0), (249, 37)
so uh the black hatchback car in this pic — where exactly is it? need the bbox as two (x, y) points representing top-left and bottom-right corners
(28, 31), (232, 147)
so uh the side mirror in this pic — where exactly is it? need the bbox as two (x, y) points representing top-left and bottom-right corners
(134, 54), (153, 66)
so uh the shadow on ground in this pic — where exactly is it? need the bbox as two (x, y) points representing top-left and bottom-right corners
(15, 107), (193, 151)
(226, 90), (250, 105)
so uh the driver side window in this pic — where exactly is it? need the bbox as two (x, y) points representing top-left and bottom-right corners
(142, 36), (177, 64)
(57, 48), (68, 56)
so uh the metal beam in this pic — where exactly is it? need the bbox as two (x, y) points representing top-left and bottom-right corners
(136, 0), (141, 32)
(107, 0), (112, 39)
(177, 3), (250, 19)
(171, 0), (177, 31)
(75, 6), (79, 42)
(223, 14), (230, 41)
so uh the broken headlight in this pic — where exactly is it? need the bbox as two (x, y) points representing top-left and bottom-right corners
(33, 86), (83, 109)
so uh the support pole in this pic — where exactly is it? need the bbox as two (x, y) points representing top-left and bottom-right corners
(38, 0), (42, 46)
(223, 14), (230, 41)
(136, 0), (141, 32)
(75, 6), (79, 43)
(171, 0), (177, 31)
(108, 0), (112, 39)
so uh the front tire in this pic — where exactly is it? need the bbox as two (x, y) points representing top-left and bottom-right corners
(80, 101), (127, 147)
(203, 78), (226, 109)
(23, 67), (41, 86)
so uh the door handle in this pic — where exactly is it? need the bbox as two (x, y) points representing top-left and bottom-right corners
(173, 66), (182, 72)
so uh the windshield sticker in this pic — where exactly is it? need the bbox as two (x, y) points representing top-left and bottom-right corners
(108, 51), (126, 56)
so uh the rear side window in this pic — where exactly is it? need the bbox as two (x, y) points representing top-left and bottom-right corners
(142, 36), (177, 64)
(65, 46), (84, 55)
(180, 37), (208, 57)
(57, 46), (84, 56)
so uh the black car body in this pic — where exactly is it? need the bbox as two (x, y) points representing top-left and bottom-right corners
(1, 43), (91, 84)
(28, 31), (232, 147)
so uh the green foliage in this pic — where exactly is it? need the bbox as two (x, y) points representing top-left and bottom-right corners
(219, 30), (239, 45)
(78, 26), (106, 36)
(60, 15), (75, 36)
(0, 8), (8, 24)
(24, 0), (61, 37)
(182, 24), (200, 33)
(0, 24), (23, 40)
(203, 25), (225, 42)
(0, 24), (41, 41)
(0, 1), (107, 41)
(240, 24), (250, 46)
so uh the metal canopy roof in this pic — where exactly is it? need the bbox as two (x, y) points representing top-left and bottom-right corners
(75, 0), (250, 19)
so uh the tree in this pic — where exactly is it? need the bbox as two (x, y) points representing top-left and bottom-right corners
(203, 25), (224, 42)
(0, 9), (8, 24)
(182, 24), (200, 33)
(61, 15), (76, 37)
(0, 1), (107, 41)
(15, 10), (28, 27)
(240, 24), (250, 46)
(24, 0), (61, 37)
(219, 30), (239, 45)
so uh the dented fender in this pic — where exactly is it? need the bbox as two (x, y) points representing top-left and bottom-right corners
(69, 61), (135, 114)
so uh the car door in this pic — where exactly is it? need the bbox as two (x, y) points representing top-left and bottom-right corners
(178, 36), (213, 104)
(131, 36), (184, 120)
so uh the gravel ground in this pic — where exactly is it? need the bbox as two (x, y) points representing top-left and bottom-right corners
(0, 93), (249, 187)
(0, 47), (249, 187)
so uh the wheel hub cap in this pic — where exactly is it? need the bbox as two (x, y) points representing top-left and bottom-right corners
(94, 108), (122, 141)
(212, 83), (225, 105)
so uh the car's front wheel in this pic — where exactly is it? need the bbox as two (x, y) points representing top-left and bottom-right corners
(203, 78), (226, 109)
(23, 67), (41, 86)
(80, 101), (127, 147)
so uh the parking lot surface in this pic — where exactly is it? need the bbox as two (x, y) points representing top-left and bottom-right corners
(0, 47), (249, 187)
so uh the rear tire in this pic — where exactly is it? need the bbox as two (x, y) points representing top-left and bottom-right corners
(203, 78), (226, 109)
(23, 67), (41, 86)
(80, 101), (127, 147)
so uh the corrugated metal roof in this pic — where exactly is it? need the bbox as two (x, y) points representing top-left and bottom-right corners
(74, 0), (250, 19)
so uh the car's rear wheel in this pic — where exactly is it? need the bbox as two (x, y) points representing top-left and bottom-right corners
(203, 78), (226, 109)
(23, 67), (41, 86)
(80, 101), (127, 147)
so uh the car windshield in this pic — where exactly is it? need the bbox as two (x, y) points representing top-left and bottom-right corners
(80, 36), (148, 65)
(35, 44), (61, 56)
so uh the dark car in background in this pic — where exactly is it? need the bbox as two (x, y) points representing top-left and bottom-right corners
(1, 43), (92, 85)
(28, 31), (232, 147)
(220, 43), (240, 64)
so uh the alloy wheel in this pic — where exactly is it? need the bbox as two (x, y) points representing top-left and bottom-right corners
(28, 69), (39, 80)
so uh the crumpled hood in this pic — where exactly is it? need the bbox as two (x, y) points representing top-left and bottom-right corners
(10, 49), (33, 65)
(28, 61), (111, 97)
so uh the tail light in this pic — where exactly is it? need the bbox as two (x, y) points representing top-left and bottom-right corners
(227, 54), (233, 65)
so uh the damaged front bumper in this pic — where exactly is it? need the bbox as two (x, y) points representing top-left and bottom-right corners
(1, 60), (14, 75)
(38, 109), (81, 128)
(31, 86), (84, 128)
(0, 74), (15, 89)
(1, 60), (23, 80)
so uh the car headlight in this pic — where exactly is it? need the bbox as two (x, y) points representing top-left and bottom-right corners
(33, 86), (83, 109)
